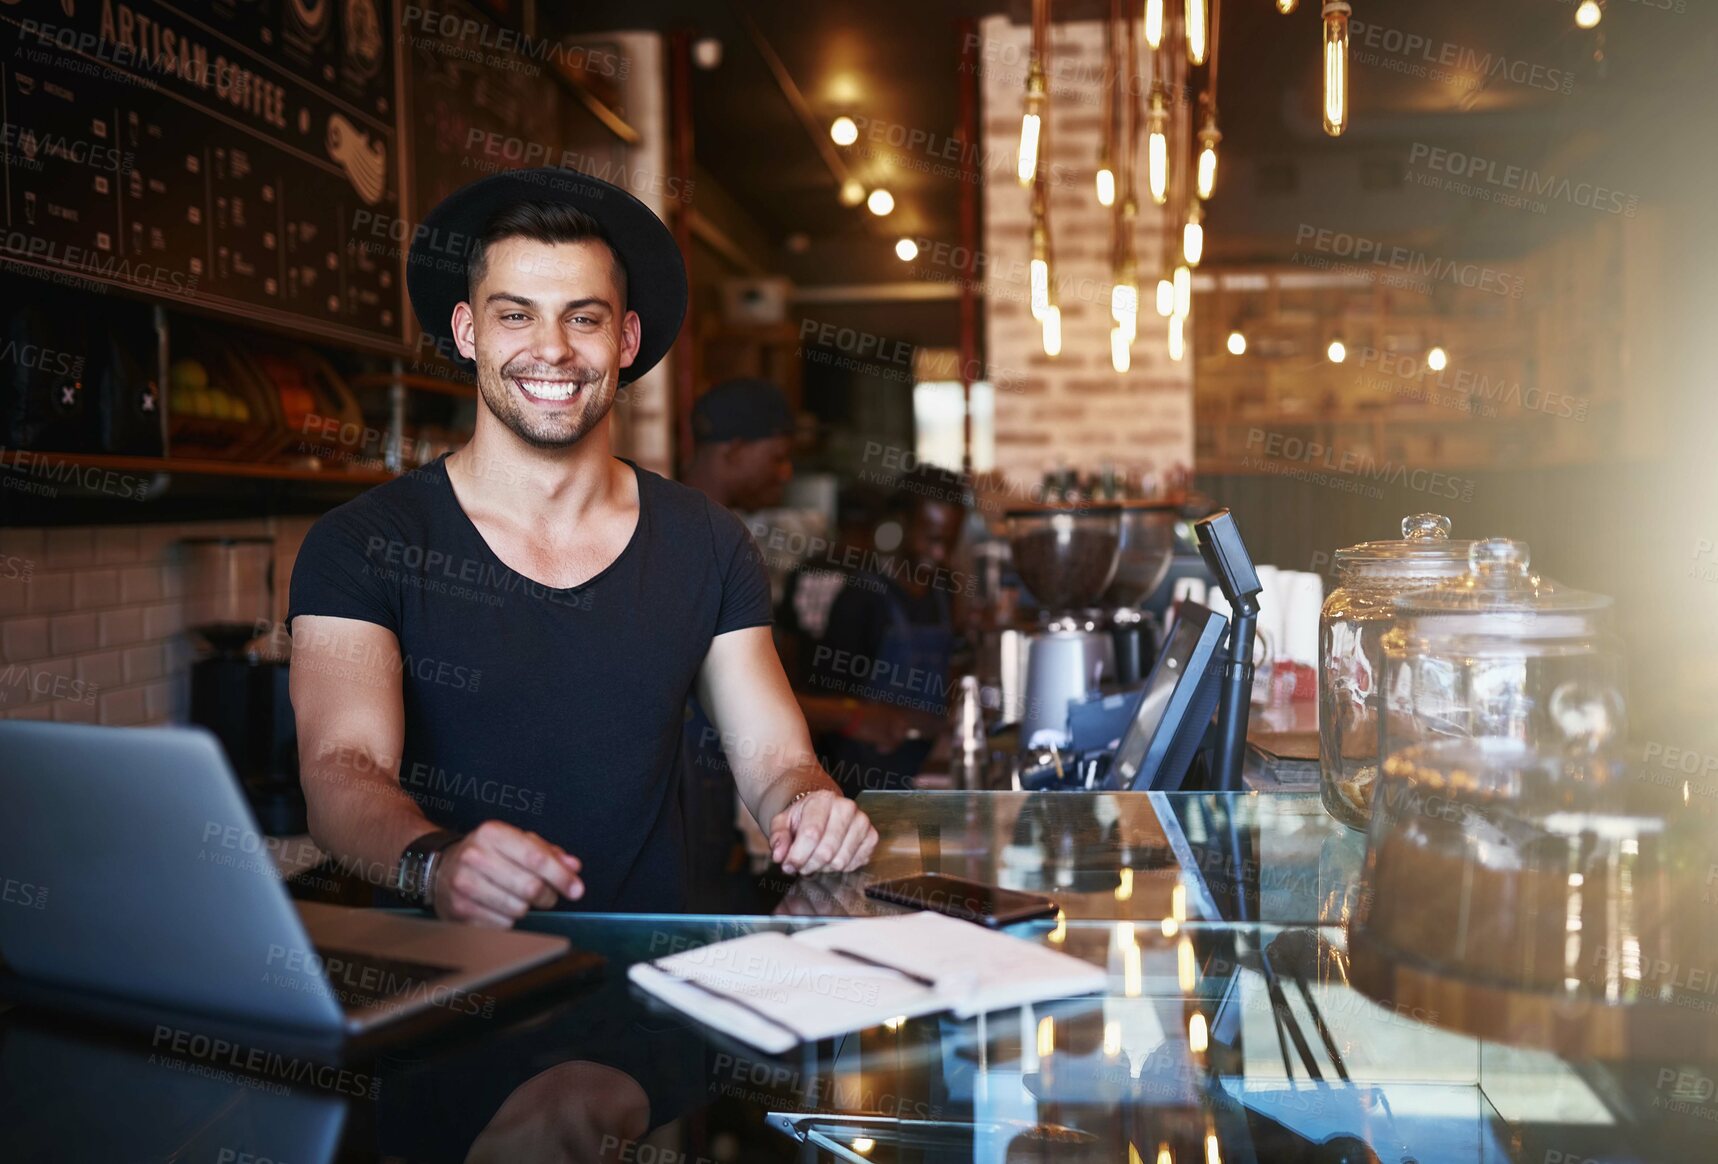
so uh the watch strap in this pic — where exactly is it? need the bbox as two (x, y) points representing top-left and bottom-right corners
(396, 828), (464, 906)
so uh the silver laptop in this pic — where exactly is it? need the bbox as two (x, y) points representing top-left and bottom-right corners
(0, 721), (585, 1037)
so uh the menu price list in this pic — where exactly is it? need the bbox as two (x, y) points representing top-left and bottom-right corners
(0, 0), (405, 350)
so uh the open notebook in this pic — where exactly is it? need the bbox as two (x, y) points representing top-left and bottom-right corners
(627, 911), (1107, 1053)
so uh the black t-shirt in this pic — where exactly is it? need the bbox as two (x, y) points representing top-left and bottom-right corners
(286, 453), (771, 912)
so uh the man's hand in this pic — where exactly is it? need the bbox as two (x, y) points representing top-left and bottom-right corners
(769, 790), (878, 875)
(433, 822), (584, 928)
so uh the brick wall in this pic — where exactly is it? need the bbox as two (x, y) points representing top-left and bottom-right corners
(0, 518), (314, 727)
(980, 15), (1194, 490)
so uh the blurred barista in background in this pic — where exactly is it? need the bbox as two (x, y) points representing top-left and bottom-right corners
(808, 465), (971, 797)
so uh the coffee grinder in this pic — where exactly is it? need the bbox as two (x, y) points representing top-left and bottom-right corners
(1002, 505), (1124, 749)
(1099, 501), (1179, 684)
(184, 537), (303, 834)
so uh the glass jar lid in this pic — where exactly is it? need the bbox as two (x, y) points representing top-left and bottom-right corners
(1333, 514), (1473, 582)
(1393, 538), (1613, 617)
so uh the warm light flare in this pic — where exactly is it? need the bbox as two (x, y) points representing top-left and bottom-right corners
(1030, 258), (1050, 320)
(1328, 339), (1347, 363)
(1146, 0), (1165, 49)
(895, 238), (918, 261)
(1184, 218), (1204, 267)
(1112, 326), (1132, 372)
(1576, 0), (1602, 28)
(1097, 166), (1117, 207)
(1227, 330), (1247, 355)
(1168, 313), (1186, 362)
(1157, 277), (1175, 317)
(1037, 1015), (1056, 1057)
(867, 188), (894, 216)
(1188, 1011), (1209, 1052)
(1427, 345), (1448, 371)
(1173, 265), (1192, 317)
(830, 116), (858, 146)
(1147, 92), (1170, 205)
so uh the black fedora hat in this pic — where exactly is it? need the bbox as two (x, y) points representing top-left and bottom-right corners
(405, 167), (687, 384)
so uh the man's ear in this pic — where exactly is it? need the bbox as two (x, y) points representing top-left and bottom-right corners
(451, 301), (477, 362)
(618, 310), (642, 369)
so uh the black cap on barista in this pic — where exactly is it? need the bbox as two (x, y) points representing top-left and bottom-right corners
(691, 378), (794, 444)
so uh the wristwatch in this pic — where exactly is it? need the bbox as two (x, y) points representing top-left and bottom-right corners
(393, 829), (464, 908)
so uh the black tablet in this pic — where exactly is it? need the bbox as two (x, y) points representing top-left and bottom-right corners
(1103, 601), (1229, 792)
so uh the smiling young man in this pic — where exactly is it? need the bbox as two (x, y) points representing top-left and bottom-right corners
(287, 169), (877, 926)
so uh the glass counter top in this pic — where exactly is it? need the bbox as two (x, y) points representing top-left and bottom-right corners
(776, 791), (1365, 929)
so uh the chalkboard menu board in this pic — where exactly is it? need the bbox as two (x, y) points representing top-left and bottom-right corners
(0, 0), (408, 353)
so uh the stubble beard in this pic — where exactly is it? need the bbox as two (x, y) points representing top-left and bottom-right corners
(474, 355), (617, 450)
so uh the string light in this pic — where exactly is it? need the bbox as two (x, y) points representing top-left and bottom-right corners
(1156, 276), (1176, 317)
(1174, 265), (1192, 317)
(1227, 330), (1247, 355)
(1575, 0), (1602, 28)
(1146, 0), (1165, 49)
(1322, 0), (1351, 136)
(895, 238), (918, 261)
(829, 116), (858, 146)
(1427, 345), (1448, 371)
(1328, 338), (1347, 363)
(1097, 163), (1117, 206)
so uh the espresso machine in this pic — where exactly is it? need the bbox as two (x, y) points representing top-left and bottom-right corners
(183, 537), (303, 834)
(999, 506), (1124, 749)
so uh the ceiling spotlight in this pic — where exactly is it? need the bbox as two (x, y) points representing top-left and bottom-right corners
(1575, 0), (1602, 28)
(1227, 330), (1247, 356)
(1427, 345), (1448, 372)
(830, 115), (859, 146)
(839, 180), (866, 207)
(895, 238), (918, 261)
(692, 38), (723, 70)
(867, 188), (894, 216)
(1328, 339), (1347, 363)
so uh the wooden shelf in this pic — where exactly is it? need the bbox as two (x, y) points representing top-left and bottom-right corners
(2, 451), (396, 485)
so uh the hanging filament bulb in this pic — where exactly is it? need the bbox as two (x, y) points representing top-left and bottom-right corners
(1147, 89), (1170, 205)
(1575, 0), (1601, 28)
(1042, 304), (1062, 357)
(1196, 110), (1222, 200)
(1186, 0), (1208, 65)
(1156, 276), (1175, 318)
(1173, 264), (1192, 317)
(1029, 219), (1051, 321)
(1276, 0), (1296, 11)
(1145, 0), (1165, 50)
(1096, 154), (1117, 207)
(1183, 204), (1204, 267)
(1168, 313), (1186, 362)
(1019, 66), (1046, 183)
(1111, 326), (1132, 372)
(1322, 0), (1351, 136)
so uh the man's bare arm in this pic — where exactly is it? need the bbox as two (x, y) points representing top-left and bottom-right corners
(696, 626), (877, 874)
(290, 614), (582, 926)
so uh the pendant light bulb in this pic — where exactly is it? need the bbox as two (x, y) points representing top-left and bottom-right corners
(1575, 0), (1602, 28)
(1173, 265), (1192, 317)
(1183, 205), (1205, 267)
(1322, 0), (1351, 136)
(1147, 90), (1170, 205)
(1168, 313), (1186, 362)
(1112, 326), (1132, 372)
(1030, 258), (1050, 321)
(1186, 0), (1208, 66)
(1227, 330), (1247, 355)
(1019, 68), (1047, 184)
(1427, 345), (1448, 372)
(1097, 166), (1116, 207)
(1145, 0), (1165, 50)
(1156, 277), (1176, 318)
(1276, 0), (1297, 11)
(1196, 113), (1222, 200)
(1042, 305), (1062, 357)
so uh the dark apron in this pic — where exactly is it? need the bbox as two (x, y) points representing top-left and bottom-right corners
(822, 577), (955, 798)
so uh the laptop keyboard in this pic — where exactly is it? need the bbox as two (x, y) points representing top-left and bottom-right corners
(312, 946), (459, 1012)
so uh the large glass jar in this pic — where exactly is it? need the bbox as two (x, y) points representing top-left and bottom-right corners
(1381, 538), (1626, 762)
(1318, 514), (1472, 830)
